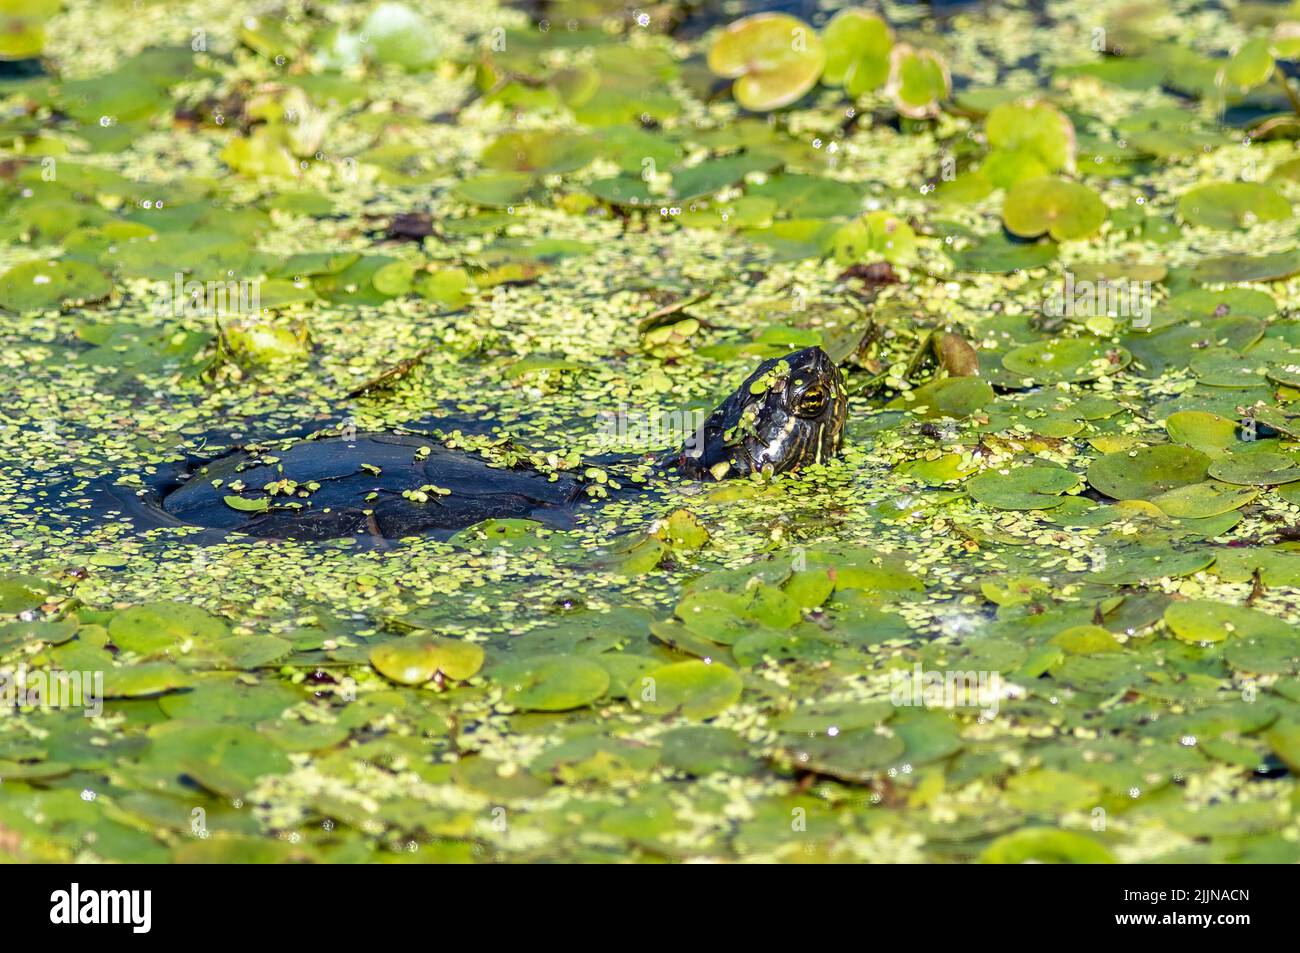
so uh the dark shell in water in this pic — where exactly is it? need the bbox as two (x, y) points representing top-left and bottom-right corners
(161, 433), (587, 541)
(156, 347), (849, 542)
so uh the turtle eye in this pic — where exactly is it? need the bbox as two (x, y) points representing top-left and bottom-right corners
(795, 385), (827, 417)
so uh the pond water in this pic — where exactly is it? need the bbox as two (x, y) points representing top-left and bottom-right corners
(1, 0), (1299, 863)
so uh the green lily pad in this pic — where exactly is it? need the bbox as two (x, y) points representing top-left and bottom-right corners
(102, 663), (192, 699)
(967, 465), (1081, 510)
(832, 211), (916, 264)
(981, 828), (1115, 864)
(986, 99), (1076, 174)
(361, 2), (442, 70)
(586, 175), (656, 208)
(453, 172), (537, 208)
(1223, 35), (1275, 90)
(108, 602), (229, 655)
(0, 618), (77, 648)
(658, 726), (758, 775)
(934, 171), (994, 204)
(672, 153), (782, 202)
(0, 1), (51, 59)
(747, 173), (862, 218)
(982, 149), (1049, 189)
(370, 637), (485, 685)
(821, 9), (893, 95)
(223, 494), (270, 513)
(142, 721), (291, 797)
(1001, 339), (1130, 383)
(1266, 359), (1300, 389)
(0, 760), (72, 781)
(222, 320), (310, 366)
(635, 660), (743, 719)
(1050, 625), (1122, 655)
(1165, 410), (1241, 454)
(950, 233), (1058, 273)
(1090, 547), (1215, 585)
(211, 635), (293, 669)
(888, 377), (994, 419)
(1005, 769), (1101, 812)
(1162, 288), (1276, 326)
(772, 700), (893, 733)
(1208, 450), (1300, 485)
(778, 727), (906, 783)
(1188, 348), (1268, 388)
(0, 258), (112, 313)
(1266, 723), (1300, 773)
(1164, 600), (1291, 643)
(707, 13), (826, 112)
(1087, 444), (1209, 500)
(886, 44), (950, 118)
(414, 267), (473, 307)
(1149, 481), (1258, 518)
(675, 590), (765, 644)
(1189, 250), (1300, 284)
(481, 130), (597, 175)
(157, 677), (300, 722)
(1178, 182), (1290, 230)
(1003, 176), (1107, 241)
(494, 655), (610, 711)
(1227, 634), (1299, 674)
(0, 575), (53, 615)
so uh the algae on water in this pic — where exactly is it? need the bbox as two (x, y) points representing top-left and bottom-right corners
(1, 0), (1300, 864)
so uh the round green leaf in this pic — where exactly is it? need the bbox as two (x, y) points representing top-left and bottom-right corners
(885, 44), (950, 118)
(779, 728), (905, 783)
(1208, 450), (1300, 485)
(986, 99), (1076, 174)
(707, 13), (826, 112)
(1091, 547), (1215, 585)
(1164, 410), (1241, 454)
(1223, 37), (1275, 90)
(1149, 480), (1258, 517)
(361, 2), (443, 70)
(822, 9), (892, 94)
(1190, 250), (1300, 284)
(636, 660), (743, 719)
(453, 172), (536, 208)
(481, 130), (597, 175)
(832, 211), (915, 264)
(102, 663), (193, 699)
(1005, 769), (1101, 812)
(1165, 600), (1291, 643)
(1087, 444), (1209, 500)
(1003, 176), (1107, 241)
(370, 636), (485, 685)
(494, 655), (610, 711)
(0, 575), (52, 615)
(1188, 348), (1269, 387)
(981, 828), (1115, 864)
(1178, 182), (1290, 230)
(0, 259), (112, 313)
(1001, 338), (1130, 383)
(108, 602), (229, 655)
(967, 465), (1081, 510)
(951, 233), (1057, 273)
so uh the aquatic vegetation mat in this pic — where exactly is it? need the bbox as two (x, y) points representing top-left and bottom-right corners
(3, 0), (1300, 863)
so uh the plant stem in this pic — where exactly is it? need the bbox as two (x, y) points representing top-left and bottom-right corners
(1274, 68), (1300, 118)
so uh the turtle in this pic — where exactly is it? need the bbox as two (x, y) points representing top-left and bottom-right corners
(156, 346), (847, 541)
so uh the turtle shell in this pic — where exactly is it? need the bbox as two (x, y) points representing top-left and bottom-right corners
(162, 433), (586, 541)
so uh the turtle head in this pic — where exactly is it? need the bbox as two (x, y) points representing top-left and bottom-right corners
(674, 346), (847, 480)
